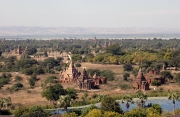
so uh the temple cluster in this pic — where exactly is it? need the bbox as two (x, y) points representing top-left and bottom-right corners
(59, 62), (107, 90)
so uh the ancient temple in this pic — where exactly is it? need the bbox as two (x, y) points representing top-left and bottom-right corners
(144, 69), (165, 85)
(133, 68), (149, 91)
(77, 69), (95, 90)
(16, 46), (23, 54)
(103, 41), (108, 48)
(59, 62), (80, 83)
(59, 61), (107, 90)
(77, 70), (107, 90)
(15, 45), (27, 55)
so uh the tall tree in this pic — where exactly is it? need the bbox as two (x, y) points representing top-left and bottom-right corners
(41, 84), (66, 104)
(136, 92), (147, 108)
(101, 96), (123, 114)
(168, 91), (179, 112)
(123, 64), (133, 72)
(57, 95), (72, 110)
(122, 95), (133, 111)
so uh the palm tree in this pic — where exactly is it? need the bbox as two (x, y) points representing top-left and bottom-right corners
(168, 91), (179, 112)
(136, 92), (147, 108)
(122, 95), (133, 111)
(57, 95), (72, 111)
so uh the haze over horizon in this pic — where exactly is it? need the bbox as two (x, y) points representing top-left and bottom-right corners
(1, 0), (180, 28)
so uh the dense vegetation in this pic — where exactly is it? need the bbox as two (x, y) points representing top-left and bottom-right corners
(1, 38), (180, 116)
(0, 39), (180, 74)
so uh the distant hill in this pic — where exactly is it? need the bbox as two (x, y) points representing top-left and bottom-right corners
(0, 26), (180, 36)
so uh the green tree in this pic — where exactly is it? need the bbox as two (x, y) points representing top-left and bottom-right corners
(123, 108), (146, 117)
(103, 111), (122, 117)
(44, 51), (48, 57)
(146, 107), (161, 117)
(66, 88), (77, 100)
(122, 95), (133, 111)
(98, 94), (108, 102)
(160, 71), (173, 81)
(105, 44), (121, 55)
(136, 92), (147, 108)
(14, 107), (29, 117)
(57, 95), (72, 110)
(101, 96), (123, 114)
(14, 106), (49, 117)
(41, 84), (66, 104)
(26, 106), (49, 117)
(123, 72), (130, 81)
(81, 105), (98, 117)
(174, 73), (180, 84)
(28, 77), (35, 88)
(168, 91), (179, 112)
(75, 63), (81, 67)
(85, 109), (102, 117)
(62, 112), (78, 117)
(10, 83), (23, 91)
(152, 103), (162, 114)
(25, 47), (37, 55)
(169, 56), (180, 67)
(56, 57), (63, 63)
(72, 54), (82, 62)
(15, 75), (22, 81)
(123, 64), (133, 72)
(100, 70), (114, 81)
(87, 69), (100, 76)
(44, 76), (57, 85)
(151, 80), (161, 87)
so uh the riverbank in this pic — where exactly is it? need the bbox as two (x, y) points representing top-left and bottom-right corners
(47, 97), (169, 111)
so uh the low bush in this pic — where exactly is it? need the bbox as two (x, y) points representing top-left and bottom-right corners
(75, 63), (81, 67)
(100, 70), (114, 81)
(0, 77), (10, 88)
(44, 76), (57, 85)
(10, 83), (23, 91)
(119, 84), (131, 90)
(15, 75), (22, 81)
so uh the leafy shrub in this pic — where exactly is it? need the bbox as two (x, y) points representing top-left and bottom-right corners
(10, 83), (23, 91)
(62, 112), (78, 117)
(44, 76), (57, 85)
(100, 70), (114, 81)
(123, 64), (133, 71)
(30, 74), (37, 81)
(151, 80), (161, 86)
(14, 106), (50, 117)
(81, 105), (98, 117)
(0, 77), (10, 88)
(29, 78), (35, 88)
(15, 75), (22, 81)
(71, 101), (87, 107)
(55, 66), (62, 71)
(75, 63), (81, 67)
(123, 72), (130, 81)
(87, 69), (100, 76)
(23, 68), (33, 75)
(119, 84), (130, 90)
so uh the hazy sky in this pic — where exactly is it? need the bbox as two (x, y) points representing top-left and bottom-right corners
(0, 0), (180, 28)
